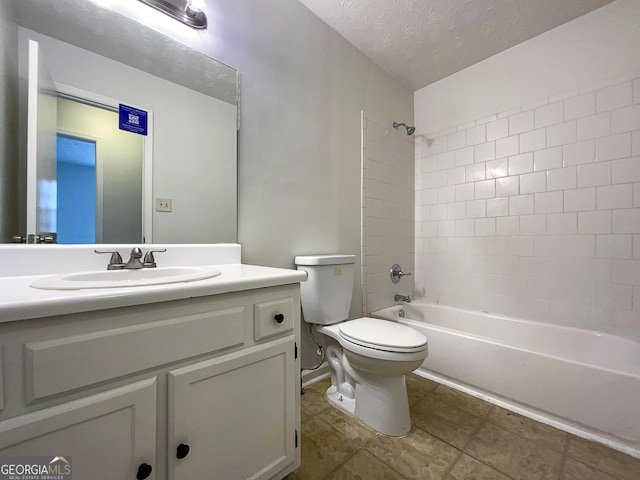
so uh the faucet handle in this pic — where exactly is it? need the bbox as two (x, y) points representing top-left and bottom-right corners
(143, 248), (167, 268)
(94, 250), (124, 270)
(390, 264), (412, 283)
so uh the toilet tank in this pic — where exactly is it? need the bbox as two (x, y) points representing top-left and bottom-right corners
(294, 254), (355, 325)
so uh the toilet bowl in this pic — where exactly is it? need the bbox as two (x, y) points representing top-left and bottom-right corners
(317, 318), (428, 436)
(295, 254), (428, 436)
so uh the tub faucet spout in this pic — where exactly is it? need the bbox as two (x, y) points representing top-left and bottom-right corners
(394, 294), (411, 303)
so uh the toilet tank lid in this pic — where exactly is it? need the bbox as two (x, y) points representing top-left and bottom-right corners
(295, 254), (356, 266)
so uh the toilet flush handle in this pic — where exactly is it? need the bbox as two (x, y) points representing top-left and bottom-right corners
(390, 264), (412, 283)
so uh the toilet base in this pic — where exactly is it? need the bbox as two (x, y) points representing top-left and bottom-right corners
(326, 385), (356, 416)
(353, 374), (412, 437)
(325, 374), (413, 437)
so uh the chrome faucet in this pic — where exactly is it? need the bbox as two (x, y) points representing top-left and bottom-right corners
(390, 264), (412, 283)
(394, 294), (411, 303)
(96, 248), (166, 270)
(124, 247), (144, 269)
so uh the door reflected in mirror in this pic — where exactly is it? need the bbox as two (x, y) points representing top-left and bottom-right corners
(56, 96), (145, 244)
(57, 134), (97, 243)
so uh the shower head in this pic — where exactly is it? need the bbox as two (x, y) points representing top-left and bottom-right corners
(393, 122), (415, 136)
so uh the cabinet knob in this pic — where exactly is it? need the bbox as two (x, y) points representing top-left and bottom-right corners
(274, 313), (285, 324)
(176, 443), (191, 459)
(136, 463), (153, 479)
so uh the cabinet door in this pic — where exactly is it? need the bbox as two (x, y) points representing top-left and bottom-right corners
(169, 336), (296, 480)
(0, 378), (156, 479)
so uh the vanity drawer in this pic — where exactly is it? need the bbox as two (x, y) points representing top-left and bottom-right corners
(253, 297), (295, 341)
(25, 306), (246, 401)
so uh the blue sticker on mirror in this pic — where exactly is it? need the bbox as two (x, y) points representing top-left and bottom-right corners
(119, 104), (148, 136)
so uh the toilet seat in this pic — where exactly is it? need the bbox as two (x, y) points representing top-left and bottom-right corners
(338, 317), (427, 353)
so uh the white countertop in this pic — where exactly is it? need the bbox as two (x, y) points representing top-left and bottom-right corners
(0, 263), (307, 323)
(0, 244), (307, 323)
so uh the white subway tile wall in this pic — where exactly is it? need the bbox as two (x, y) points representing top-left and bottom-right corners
(362, 115), (415, 314)
(415, 77), (640, 339)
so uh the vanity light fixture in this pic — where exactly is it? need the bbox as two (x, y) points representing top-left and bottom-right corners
(137, 0), (207, 29)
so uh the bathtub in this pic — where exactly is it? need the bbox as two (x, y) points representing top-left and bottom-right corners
(371, 303), (640, 458)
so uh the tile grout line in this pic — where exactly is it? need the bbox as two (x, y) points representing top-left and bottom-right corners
(557, 431), (574, 480)
(563, 440), (629, 480)
(362, 433), (413, 480)
(440, 449), (465, 480)
(452, 404), (518, 480)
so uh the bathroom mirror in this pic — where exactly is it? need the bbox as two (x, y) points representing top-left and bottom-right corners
(4, 0), (238, 244)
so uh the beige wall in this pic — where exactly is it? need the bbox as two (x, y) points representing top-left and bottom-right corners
(219, 1), (413, 365)
(214, 1), (414, 325)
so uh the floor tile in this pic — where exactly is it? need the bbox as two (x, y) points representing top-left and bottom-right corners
(566, 436), (640, 480)
(410, 394), (483, 449)
(301, 378), (332, 415)
(406, 373), (439, 405)
(296, 416), (359, 480)
(315, 405), (377, 448)
(301, 404), (315, 423)
(365, 427), (459, 479)
(428, 385), (493, 418)
(446, 454), (511, 480)
(464, 422), (563, 480)
(486, 405), (567, 453)
(329, 450), (406, 480)
(562, 457), (620, 480)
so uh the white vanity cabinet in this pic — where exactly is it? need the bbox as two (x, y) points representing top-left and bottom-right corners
(0, 283), (301, 480)
(0, 378), (157, 479)
(168, 337), (296, 480)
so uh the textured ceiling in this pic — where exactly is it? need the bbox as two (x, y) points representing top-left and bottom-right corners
(297, 0), (615, 91)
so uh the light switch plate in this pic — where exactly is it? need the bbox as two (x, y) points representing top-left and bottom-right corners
(155, 197), (172, 212)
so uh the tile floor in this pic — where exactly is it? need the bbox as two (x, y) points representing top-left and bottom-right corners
(286, 374), (640, 480)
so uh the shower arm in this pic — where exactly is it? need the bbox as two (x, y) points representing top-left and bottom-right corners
(392, 122), (416, 135)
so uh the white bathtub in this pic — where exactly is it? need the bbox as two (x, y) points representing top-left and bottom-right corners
(371, 303), (640, 458)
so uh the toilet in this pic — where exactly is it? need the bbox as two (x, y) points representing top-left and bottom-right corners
(295, 254), (428, 436)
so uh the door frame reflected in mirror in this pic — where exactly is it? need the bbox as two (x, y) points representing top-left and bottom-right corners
(55, 84), (153, 243)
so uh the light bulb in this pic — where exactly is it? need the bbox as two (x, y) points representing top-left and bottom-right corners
(185, 0), (204, 16)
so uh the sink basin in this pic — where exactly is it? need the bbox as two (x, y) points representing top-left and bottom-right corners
(30, 266), (222, 290)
